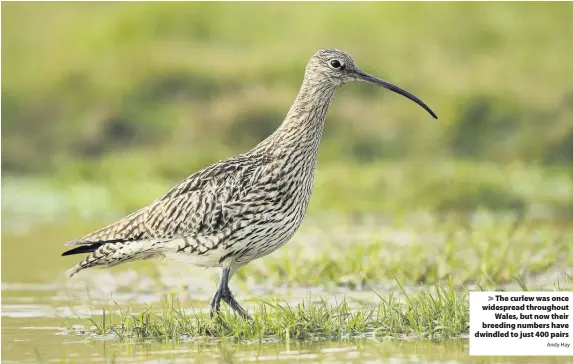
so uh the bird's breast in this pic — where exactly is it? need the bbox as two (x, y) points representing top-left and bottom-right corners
(220, 158), (317, 264)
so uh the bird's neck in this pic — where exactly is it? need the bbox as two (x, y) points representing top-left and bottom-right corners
(255, 77), (337, 157)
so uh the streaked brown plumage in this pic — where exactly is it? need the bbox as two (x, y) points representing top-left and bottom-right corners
(62, 49), (437, 319)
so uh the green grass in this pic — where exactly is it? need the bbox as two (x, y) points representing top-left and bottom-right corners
(73, 281), (471, 342)
(69, 274), (572, 343)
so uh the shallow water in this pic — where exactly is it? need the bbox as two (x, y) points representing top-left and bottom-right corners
(2, 180), (572, 363)
(2, 313), (570, 363)
(0, 324), (471, 363)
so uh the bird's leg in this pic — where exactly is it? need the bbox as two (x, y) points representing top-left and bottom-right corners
(211, 266), (253, 321)
(209, 289), (222, 318)
(210, 267), (229, 318)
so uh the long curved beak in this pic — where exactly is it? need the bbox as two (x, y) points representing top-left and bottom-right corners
(353, 69), (438, 119)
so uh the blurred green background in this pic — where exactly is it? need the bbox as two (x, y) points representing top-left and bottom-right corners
(3, 5), (573, 360)
(2, 2), (573, 216)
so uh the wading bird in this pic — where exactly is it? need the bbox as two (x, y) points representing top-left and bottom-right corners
(62, 49), (437, 320)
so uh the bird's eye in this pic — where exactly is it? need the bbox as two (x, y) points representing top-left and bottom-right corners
(329, 59), (344, 70)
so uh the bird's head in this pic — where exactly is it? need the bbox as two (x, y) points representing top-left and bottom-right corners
(306, 49), (437, 119)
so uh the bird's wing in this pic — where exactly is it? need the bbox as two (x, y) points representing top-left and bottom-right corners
(65, 153), (275, 247)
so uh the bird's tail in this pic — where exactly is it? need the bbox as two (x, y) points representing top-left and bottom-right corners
(64, 240), (161, 277)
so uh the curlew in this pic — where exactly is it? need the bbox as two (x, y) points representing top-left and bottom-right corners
(62, 49), (437, 320)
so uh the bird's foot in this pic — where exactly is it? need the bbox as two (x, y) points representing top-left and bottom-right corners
(209, 289), (252, 321)
(220, 289), (253, 322)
